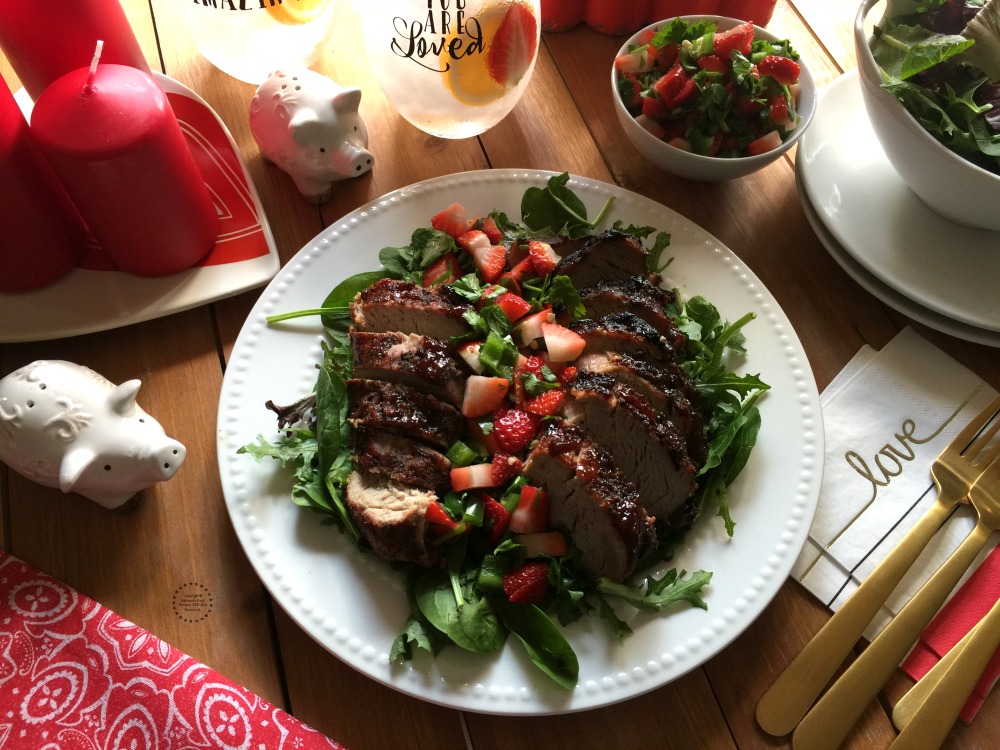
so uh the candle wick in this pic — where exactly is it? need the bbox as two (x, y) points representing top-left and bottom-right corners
(83, 40), (105, 95)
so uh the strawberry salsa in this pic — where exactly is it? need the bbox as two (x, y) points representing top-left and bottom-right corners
(242, 174), (768, 688)
(616, 18), (803, 157)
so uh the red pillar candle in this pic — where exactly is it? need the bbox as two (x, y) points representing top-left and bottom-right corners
(0, 0), (150, 101)
(31, 50), (219, 277)
(0, 74), (87, 293)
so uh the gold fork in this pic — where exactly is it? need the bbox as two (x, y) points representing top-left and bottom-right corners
(792, 447), (1000, 750)
(756, 393), (1000, 737)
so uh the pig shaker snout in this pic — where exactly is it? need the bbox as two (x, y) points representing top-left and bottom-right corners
(0, 360), (188, 509)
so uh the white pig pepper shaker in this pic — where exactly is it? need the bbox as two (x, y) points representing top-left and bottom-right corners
(0, 360), (186, 509)
(249, 69), (374, 203)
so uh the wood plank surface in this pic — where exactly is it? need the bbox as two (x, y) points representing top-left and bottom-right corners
(2, 1), (999, 748)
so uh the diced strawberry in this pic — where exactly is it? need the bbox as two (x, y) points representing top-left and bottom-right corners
(754, 55), (800, 86)
(421, 252), (463, 287)
(450, 463), (496, 492)
(518, 307), (555, 347)
(734, 93), (764, 117)
(495, 291), (531, 321)
(621, 71), (643, 109)
(555, 365), (577, 384)
(473, 244), (507, 283)
(512, 354), (543, 404)
(431, 202), (468, 240)
(714, 21), (754, 58)
(514, 531), (568, 558)
(492, 408), (540, 453)
(462, 375), (509, 417)
(457, 340), (485, 374)
(614, 47), (656, 74)
(467, 417), (501, 454)
(667, 136), (692, 151)
(483, 495), (511, 546)
(527, 240), (559, 276)
(425, 502), (459, 536)
(486, 2), (538, 87)
(652, 64), (697, 109)
(768, 95), (796, 129)
(747, 129), (783, 156)
(510, 484), (548, 533)
(491, 452), (523, 486)
(456, 229), (491, 254)
(508, 256), (536, 284)
(496, 272), (521, 295)
(480, 215), (503, 245)
(502, 560), (550, 604)
(657, 41), (681, 68)
(641, 96), (668, 119)
(540, 321), (585, 362)
(697, 54), (728, 74)
(524, 389), (565, 417)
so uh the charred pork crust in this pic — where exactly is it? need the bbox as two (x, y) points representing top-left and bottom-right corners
(523, 420), (656, 582)
(346, 379), (463, 451)
(563, 373), (698, 523)
(351, 331), (467, 408)
(554, 231), (649, 289)
(579, 276), (686, 350)
(575, 349), (698, 404)
(351, 426), (451, 492)
(345, 471), (440, 567)
(569, 312), (679, 369)
(350, 278), (471, 340)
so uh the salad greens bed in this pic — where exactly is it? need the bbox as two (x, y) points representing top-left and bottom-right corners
(870, 0), (1000, 174)
(240, 174), (769, 688)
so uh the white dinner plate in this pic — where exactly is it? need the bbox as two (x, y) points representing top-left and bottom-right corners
(796, 160), (1000, 348)
(797, 70), (1000, 333)
(217, 170), (823, 714)
(1, 73), (279, 343)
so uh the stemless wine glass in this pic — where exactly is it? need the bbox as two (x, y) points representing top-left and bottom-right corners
(357, 0), (541, 139)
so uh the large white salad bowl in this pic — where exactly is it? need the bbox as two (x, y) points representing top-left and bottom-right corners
(854, 0), (1000, 232)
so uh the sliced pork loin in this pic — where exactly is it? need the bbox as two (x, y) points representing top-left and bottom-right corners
(579, 276), (686, 351)
(563, 373), (698, 523)
(570, 312), (679, 369)
(350, 278), (470, 340)
(523, 420), (656, 582)
(351, 426), (451, 492)
(346, 379), (462, 451)
(345, 471), (439, 567)
(554, 231), (649, 289)
(351, 331), (466, 408)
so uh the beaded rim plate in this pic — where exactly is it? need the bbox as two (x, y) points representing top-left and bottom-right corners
(217, 170), (823, 715)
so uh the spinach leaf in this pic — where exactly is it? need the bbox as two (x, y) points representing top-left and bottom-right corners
(414, 569), (506, 654)
(871, 23), (973, 79)
(493, 599), (579, 690)
(521, 173), (614, 238)
(380, 227), (458, 283)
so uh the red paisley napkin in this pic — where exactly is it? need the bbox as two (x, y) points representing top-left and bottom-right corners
(0, 550), (345, 750)
(901, 543), (1000, 724)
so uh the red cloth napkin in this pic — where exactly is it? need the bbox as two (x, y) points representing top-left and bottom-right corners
(901, 542), (1000, 724)
(0, 550), (345, 749)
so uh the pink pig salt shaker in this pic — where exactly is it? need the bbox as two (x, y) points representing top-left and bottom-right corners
(0, 360), (186, 509)
(249, 69), (373, 203)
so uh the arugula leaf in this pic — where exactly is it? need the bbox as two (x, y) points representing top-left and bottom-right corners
(598, 569), (713, 613)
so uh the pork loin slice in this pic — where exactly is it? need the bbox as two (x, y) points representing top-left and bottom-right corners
(350, 278), (470, 340)
(346, 379), (462, 451)
(351, 331), (466, 408)
(579, 276), (686, 351)
(563, 373), (698, 522)
(572, 353), (706, 463)
(570, 312), (679, 369)
(345, 471), (439, 566)
(351, 426), (451, 491)
(554, 231), (649, 289)
(523, 420), (656, 582)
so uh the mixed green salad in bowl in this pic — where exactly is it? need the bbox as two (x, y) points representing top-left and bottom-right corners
(855, 0), (1000, 230)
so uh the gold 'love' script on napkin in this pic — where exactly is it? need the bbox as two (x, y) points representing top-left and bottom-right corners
(791, 327), (999, 641)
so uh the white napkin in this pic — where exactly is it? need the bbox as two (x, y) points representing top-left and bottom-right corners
(792, 327), (999, 640)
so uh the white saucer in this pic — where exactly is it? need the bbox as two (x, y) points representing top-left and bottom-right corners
(797, 70), (1000, 334)
(796, 161), (1000, 347)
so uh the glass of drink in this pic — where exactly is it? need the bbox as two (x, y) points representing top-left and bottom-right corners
(357, 0), (541, 139)
(175, 0), (338, 84)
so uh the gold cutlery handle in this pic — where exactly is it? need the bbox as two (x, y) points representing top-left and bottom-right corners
(890, 596), (1000, 750)
(792, 521), (991, 750)
(756, 497), (955, 736)
(891, 616), (976, 729)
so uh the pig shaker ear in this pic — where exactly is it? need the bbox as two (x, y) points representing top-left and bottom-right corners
(59, 447), (96, 493)
(288, 107), (324, 144)
(332, 87), (362, 114)
(108, 379), (141, 416)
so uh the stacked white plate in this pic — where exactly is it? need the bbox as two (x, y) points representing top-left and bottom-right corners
(796, 70), (1000, 347)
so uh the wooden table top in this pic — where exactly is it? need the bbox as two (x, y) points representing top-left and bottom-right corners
(3, 1), (999, 748)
